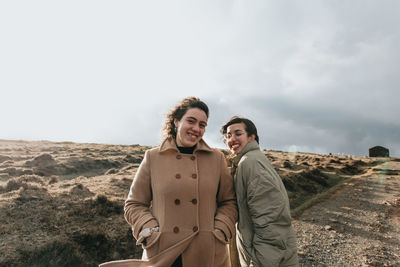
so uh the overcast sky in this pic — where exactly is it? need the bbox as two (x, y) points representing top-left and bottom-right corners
(1, 1), (399, 157)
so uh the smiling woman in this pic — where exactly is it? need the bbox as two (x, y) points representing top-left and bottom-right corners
(162, 97), (209, 148)
(174, 108), (208, 147)
(100, 97), (237, 267)
(221, 116), (299, 266)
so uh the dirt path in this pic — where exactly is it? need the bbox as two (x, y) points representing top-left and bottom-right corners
(293, 159), (400, 266)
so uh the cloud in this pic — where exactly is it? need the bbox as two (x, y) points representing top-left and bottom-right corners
(199, 1), (400, 156)
(1, 1), (399, 157)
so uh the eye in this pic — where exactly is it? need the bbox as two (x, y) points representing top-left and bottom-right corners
(199, 123), (207, 128)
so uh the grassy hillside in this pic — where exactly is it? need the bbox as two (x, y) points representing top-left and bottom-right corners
(0, 140), (385, 266)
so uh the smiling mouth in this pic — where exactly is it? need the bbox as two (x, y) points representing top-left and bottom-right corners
(230, 144), (240, 150)
(187, 132), (198, 139)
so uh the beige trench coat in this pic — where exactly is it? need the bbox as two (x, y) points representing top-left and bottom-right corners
(100, 138), (238, 267)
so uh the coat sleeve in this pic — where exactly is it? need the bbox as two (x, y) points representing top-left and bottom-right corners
(124, 150), (159, 241)
(245, 159), (289, 265)
(214, 151), (238, 241)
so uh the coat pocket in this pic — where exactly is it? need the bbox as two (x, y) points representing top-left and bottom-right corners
(142, 231), (161, 259)
(253, 233), (286, 266)
(212, 231), (229, 267)
(212, 229), (228, 244)
(256, 227), (287, 250)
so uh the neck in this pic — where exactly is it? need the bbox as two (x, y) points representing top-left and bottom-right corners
(177, 145), (196, 154)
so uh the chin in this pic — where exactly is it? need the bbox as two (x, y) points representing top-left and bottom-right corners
(183, 140), (198, 147)
(234, 148), (242, 155)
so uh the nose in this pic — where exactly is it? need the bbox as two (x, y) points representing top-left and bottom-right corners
(226, 135), (235, 144)
(192, 123), (200, 133)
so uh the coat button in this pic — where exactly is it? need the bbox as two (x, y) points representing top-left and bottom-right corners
(191, 199), (197, 204)
(192, 226), (198, 232)
(173, 226), (179, 233)
(174, 199), (180, 205)
(190, 156), (196, 160)
(175, 174), (181, 179)
(176, 155), (182, 159)
(192, 174), (197, 179)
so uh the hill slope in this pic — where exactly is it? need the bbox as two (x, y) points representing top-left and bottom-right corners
(0, 140), (390, 266)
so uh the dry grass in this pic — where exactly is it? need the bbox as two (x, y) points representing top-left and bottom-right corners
(0, 139), (387, 266)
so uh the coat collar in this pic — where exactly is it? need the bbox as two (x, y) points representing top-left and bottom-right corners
(159, 137), (213, 153)
(230, 141), (260, 166)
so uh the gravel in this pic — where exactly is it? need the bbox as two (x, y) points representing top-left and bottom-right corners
(293, 160), (400, 266)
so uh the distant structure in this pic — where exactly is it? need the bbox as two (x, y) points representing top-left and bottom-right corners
(369, 146), (389, 157)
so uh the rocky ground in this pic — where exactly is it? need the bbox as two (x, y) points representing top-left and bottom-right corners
(0, 139), (396, 266)
(293, 159), (400, 266)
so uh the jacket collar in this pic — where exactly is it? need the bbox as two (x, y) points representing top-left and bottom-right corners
(159, 137), (213, 153)
(230, 141), (260, 166)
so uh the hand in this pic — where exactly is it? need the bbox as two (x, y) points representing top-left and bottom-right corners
(136, 227), (159, 245)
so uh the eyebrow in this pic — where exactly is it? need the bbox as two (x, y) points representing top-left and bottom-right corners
(227, 129), (244, 134)
(186, 116), (208, 125)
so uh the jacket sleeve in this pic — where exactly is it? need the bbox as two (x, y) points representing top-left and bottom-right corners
(214, 151), (238, 241)
(245, 159), (289, 265)
(124, 150), (159, 241)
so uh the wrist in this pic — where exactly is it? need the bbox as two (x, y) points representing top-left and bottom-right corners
(216, 229), (228, 241)
(137, 226), (159, 245)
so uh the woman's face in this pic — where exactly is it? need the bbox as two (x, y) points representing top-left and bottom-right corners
(225, 122), (255, 155)
(174, 107), (208, 147)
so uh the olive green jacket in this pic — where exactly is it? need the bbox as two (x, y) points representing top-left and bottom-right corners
(231, 141), (298, 267)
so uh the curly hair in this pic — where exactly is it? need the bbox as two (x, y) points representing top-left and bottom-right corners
(162, 97), (209, 141)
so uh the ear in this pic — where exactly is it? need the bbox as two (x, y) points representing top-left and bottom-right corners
(174, 118), (179, 128)
(248, 134), (256, 142)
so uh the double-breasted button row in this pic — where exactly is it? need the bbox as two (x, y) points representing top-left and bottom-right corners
(173, 226), (197, 233)
(174, 198), (197, 204)
(176, 155), (196, 160)
(175, 173), (197, 179)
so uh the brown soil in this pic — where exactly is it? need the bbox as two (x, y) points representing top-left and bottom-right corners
(0, 139), (396, 266)
(293, 160), (400, 266)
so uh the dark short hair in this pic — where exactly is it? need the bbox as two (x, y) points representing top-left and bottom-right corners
(162, 97), (209, 140)
(220, 116), (259, 144)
